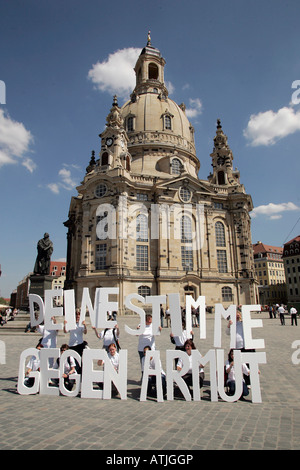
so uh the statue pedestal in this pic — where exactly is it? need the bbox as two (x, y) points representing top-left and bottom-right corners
(29, 275), (53, 300)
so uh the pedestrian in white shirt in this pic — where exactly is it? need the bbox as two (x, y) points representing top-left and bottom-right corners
(278, 305), (286, 325)
(290, 306), (298, 326)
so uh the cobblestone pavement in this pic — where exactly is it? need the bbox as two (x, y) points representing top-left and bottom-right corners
(0, 311), (299, 451)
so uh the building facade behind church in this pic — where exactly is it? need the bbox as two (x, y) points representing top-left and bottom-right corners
(64, 37), (257, 313)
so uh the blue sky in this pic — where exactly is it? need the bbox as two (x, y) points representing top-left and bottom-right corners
(1, 0), (300, 298)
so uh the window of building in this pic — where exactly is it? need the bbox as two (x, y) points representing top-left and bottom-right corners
(101, 152), (109, 166)
(136, 193), (148, 201)
(95, 244), (107, 270)
(181, 215), (193, 243)
(136, 245), (148, 271)
(217, 250), (228, 273)
(217, 171), (225, 185)
(96, 212), (108, 240)
(215, 221), (226, 247)
(95, 183), (107, 198)
(164, 115), (172, 130)
(148, 63), (158, 80)
(138, 285), (151, 297)
(181, 245), (193, 271)
(136, 214), (148, 242)
(127, 116), (134, 132)
(222, 286), (233, 302)
(179, 186), (191, 202)
(171, 158), (182, 175)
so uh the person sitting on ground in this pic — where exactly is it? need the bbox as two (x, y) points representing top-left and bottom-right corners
(225, 348), (250, 398)
(52, 344), (76, 391)
(25, 342), (44, 388)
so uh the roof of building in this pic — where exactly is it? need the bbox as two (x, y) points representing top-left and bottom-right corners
(253, 241), (283, 255)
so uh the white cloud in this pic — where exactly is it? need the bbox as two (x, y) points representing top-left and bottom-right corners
(47, 183), (60, 194)
(22, 157), (37, 173)
(47, 164), (80, 194)
(0, 109), (34, 170)
(244, 106), (300, 146)
(185, 98), (203, 119)
(251, 202), (300, 219)
(88, 47), (140, 98)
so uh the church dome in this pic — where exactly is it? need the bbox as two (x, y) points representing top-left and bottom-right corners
(121, 94), (196, 158)
(119, 34), (199, 176)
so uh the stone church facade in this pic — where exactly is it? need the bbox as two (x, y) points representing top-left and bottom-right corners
(64, 37), (257, 313)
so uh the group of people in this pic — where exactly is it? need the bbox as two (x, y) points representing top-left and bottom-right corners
(159, 306), (200, 328)
(0, 307), (18, 326)
(268, 304), (298, 326)
(25, 307), (253, 401)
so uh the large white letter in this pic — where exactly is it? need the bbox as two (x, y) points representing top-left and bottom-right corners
(124, 294), (146, 335)
(242, 351), (266, 403)
(17, 348), (40, 395)
(39, 348), (60, 395)
(168, 293), (183, 337)
(242, 305), (264, 349)
(59, 350), (81, 397)
(103, 350), (127, 400)
(146, 295), (166, 335)
(214, 304), (236, 348)
(217, 349), (242, 402)
(186, 295), (206, 339)
(166, 350), (191, 401)
(44, 290), (63, 331)
(29, 294), (44, 327)
(95, 288), (118, 329)
(140, 350), (164, 402)
(63, 289), (77, 331)
(81, 349), (105, 399)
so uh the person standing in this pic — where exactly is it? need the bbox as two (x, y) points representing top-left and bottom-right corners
(278, 304), (286, 325)
(290, 306), (298, 326)
(93, 324), (120, 352)
(64, 309), (87, 373)
(137, 314), (161, 365)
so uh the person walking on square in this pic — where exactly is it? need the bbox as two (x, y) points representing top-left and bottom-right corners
(278, 304), (286, 325)
(290, 306), (298, 326)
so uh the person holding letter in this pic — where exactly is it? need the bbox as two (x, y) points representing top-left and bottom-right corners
(176, 339), (204, 398)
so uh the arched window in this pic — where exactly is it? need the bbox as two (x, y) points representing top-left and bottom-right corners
(164, 115), (171, 130)
(126, 155), (130, 171)
(215, 221), (226, 247)
(136, 214), (148, 242)
(222, 286), (233, 302)
(181, 215), (193, 243)
(101, 152), (109, 166)
(138, 285), (151, 297)
(181, 215), (193, 270)
(171, 158), (182, 175)
(218, 171), (225, 185)
(127, 116), (134, 132)
(148, 63), (158, 80)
